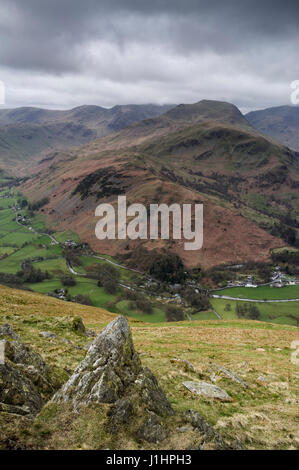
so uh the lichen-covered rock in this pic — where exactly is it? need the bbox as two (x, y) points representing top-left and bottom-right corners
(211, 364), (249, 389)
(108, 397), (134, 432)
(40, 331), (56, 339)
(137, 413), (167, 444)
(0, 361), (43, 415)
(183, 381), (231, 401)
(52, 316), (174, 422)
(0, 324), (20, 341)
(183, 409), (232, 450)
(71, 317), (86, 334)
(1, 328), (54, 398)
(53, 316), (141, 404)
(0, 324), (58, 416)
(134, 367), (174, 417)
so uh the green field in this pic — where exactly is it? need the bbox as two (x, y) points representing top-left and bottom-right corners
(214, 285), (299, 300)
(211, 298), (299, 326)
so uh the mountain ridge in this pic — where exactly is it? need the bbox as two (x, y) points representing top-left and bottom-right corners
(246, 105), (299, 151)
(20, 99), (299, 269)
(0, 103), (175, 174)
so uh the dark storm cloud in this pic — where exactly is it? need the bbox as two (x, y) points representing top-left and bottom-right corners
(0, 0), (298, 109)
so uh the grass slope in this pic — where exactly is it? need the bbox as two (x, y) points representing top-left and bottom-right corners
(0, 284), (298, 450)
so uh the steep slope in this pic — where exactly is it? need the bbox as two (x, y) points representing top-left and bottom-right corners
(21, 100), (299, 269)
(0, 104), (174, 174)
(0, 283), (116, 324)
(246, 105), (299, 151)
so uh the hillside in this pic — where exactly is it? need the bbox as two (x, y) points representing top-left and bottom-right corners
(0, 104), (174, 174)
(20, 100), (299, 269)
(0, 283), (116, 324)
(0, 284), (298, 450)
(246, 105), (299, 151)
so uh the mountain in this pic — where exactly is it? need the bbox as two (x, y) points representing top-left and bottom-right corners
(0, 104), (174, 174)
(19, 100), (299, 269)
(246, 105), (299, 151)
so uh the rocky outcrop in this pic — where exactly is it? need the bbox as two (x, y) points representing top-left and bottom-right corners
(52, 316), (174, 442)
(0, 324), (56, 416)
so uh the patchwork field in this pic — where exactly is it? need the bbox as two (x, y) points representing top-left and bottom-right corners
(211, 298), (299, 326)
(214, 285), (299, 300)
(0, 188), (298, 327)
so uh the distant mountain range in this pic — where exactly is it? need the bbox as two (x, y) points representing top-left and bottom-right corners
(246, 105), (299, 151)
(0, 104), (174, 173)
(17, 99), (298, 269)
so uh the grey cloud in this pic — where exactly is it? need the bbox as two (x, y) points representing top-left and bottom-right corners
(0, 0), (298, 110)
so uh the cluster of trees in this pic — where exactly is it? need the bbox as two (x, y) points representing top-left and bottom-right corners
(123, 290), (153, 315)
(271, 249), (299, 276)
(271, 223), (297, 247)
(62, 248), (82, 267)
(165, 304), (185, 322)
(72, 294), (92, 306)
(17, 198), (28, 209)
(60, 274), (76, 287)
(90, 263), (120, 295)
(235, 303), (261, 320)
(149, 253), (185, 284)
(28, 197), (49, 212)
(17, 261), (51, 283)
(0, 272), (22, 287)
(271, 249), (299, 265)
(183, 287), (211, 312)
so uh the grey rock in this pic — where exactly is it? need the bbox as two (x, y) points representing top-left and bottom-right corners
(0, 402), (31, 416)
(0, 324), (20, 341)
(40, 331), (56, 339)
(171, 358), (195, 372)
(53, 316), (141, 404)
(134, 366), (174, 417)
(0, 361), (43, 415)
(52, 316), (174, 418)
(71, 317), (86, 334)
(0, 324), (57, 416)
(257, 375), (267, 383)
(210, 372), (218, 383)
(183, 409), (233, 450)
(183, 381), (231, 401)
(176, 425), (193, 433)
(211, 364), (249, 389)
(108, 397), (134, 432)
(137, 413), (167, 443)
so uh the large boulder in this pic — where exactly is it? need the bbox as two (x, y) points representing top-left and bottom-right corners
(0, 324), (56, 416)
(52, 316), (174, 442)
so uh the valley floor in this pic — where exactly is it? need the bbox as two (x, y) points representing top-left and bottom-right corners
(0, 187), (298, 326)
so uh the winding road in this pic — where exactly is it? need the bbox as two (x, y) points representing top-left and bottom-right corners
(211, 294), (299, 303)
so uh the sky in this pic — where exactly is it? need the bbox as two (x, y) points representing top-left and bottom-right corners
(0, 0), (298, 112)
